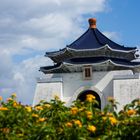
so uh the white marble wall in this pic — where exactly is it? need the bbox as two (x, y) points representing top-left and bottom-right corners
(61, 70), (132, 108)
(33, 70), (137, 110)
(114, 78), (140, 111)
(33, 78), (62, 106)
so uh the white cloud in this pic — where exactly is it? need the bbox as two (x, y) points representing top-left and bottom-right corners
(103, 31), (120, 42)
(0, 0), (108, 53)
(0, 0), (109, 104)
(0, 51), (16, 99)
(0, 52), (53, 104)
(14, 55), (53, 104)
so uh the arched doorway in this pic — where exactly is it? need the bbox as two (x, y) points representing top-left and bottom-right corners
(77, 90), (101, 109)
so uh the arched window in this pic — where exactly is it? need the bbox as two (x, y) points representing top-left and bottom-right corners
(77, 90), (101, 109)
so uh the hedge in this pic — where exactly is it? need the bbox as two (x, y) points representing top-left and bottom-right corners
(0, 94), (140, 140)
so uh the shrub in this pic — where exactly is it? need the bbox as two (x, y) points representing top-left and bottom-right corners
(0, 94), (140, 140)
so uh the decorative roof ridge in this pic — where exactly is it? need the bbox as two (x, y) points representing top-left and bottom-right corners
(66, 56), (131, 62)
(63, 59), (110, 66)
(63, 59), (140, 68)
(45, 44), (136, 58)
(109, 60), (140, 68)
(40, 58), (140, 74)
(45, 48), (67, 57)
(67, 44), (136, 53)
(40, 63), (62, 71)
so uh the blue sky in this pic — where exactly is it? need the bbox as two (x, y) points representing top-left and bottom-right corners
(97, 0), (140, 46)
(0, 0), (140, 104)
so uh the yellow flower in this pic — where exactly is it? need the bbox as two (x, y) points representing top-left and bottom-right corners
(74, 120), (82, 128)
(54, 95), (60, 100)
(13, 101), (18, 107)
(0, 96), (3, 101)
(79, 107), (85, 112)
(109, 117), (117, 125)
(87, 125), (96, 133)
(38, 118), (46, 122)
(18, 133), (24, 137)
(25, 106), (32, 112)
(70, 107), (78, 115)
(0, 107), (8, 111)
(86, 111), (92, 120)
(107, 112), (113, 117)
(65, 122), (73, 127)
(44, 104), (51, 108)
(102, 117), (107, 121)
(86, 94), (95, 102)
(87, 114), (92, 120)
(32, 114), (39, 118)
(101, 112), (105, 116)
(127, 109), (136, 116)
(35, 106), (43, 110)
(12, 93), (16, 97)
(107, 96), (115, 103)
(86, 111), (92, 115)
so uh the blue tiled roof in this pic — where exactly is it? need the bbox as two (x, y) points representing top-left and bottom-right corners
(68, 28), (136, 51)
(40, 63), (61, 71)
(40, 57), (140, 73)
(65, 57), (140, 66)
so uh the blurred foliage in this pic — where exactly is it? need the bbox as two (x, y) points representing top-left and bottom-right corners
(0, 94), (140, 140)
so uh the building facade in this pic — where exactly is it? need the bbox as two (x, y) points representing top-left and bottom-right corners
(33, 18), (140, 110)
